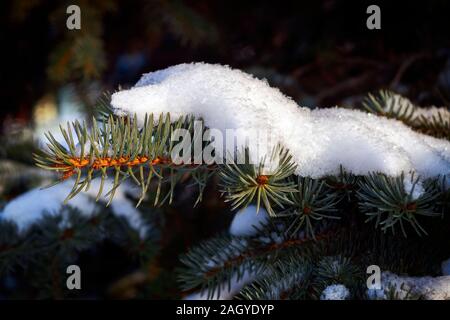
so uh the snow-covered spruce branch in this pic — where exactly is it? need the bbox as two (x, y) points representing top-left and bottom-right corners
(363, 90), (450, 140)
(0, 204), (158, 287)
(367, 271), (450, 300)
(357, 173), (442, 236)
(180, 203), (450, 300)
(237, 255), (361, 300)
(178, 204), (387, 300)
(34, 113), (216, 207)
(177, 216), (337, 300)
(28, 61), (449, 297)
(34, 63), (450, 237)
(0, 179), (157, 282)
(237, 256), (311, 300)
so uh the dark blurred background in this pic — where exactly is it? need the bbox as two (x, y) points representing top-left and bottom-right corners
(2, 0), (450, 129)
(0, 0), (450, 299)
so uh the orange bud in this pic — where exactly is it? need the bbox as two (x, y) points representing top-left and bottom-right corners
(256, 175), (269, 185)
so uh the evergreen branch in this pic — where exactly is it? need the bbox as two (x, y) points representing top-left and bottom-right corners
(363, 90), (416, 124)
(357, 173), (441, 236)
(311, 255), (362, 298)
(363, 90), (450, 140)
(35, 111), (298, 211)
(0, 222), (37, 275)
(177, 221), (335, 299)
(325, 165), (359, 201)
(238, 256), (311, 300)
(415, 111), (450, 140)
(239, 255), (362, 300)
(276, 177), (340, 238)
(0, 206), (158, 284)
(218, 146), (297, 216)
(34, 113), (212, 206)
(178, 235), (255, 299)
(94, 91), (115, 121)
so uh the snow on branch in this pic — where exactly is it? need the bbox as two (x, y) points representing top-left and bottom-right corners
(111, 63), (450, 180)
(368, 271), (450, 300)
(0, 180), (149, 238)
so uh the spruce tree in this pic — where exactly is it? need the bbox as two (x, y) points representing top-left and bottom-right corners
(2, 64), (450, 300)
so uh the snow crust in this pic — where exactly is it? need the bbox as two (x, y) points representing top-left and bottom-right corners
(403, 173), (425, 200)
(320, 284), (350, 300)
(111, 63), (450, 181)
(229, 205), (269, 236)
(367, 271), (450, 300)
(0, 180), (149, 238)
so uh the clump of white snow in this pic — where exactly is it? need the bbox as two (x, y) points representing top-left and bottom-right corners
(367, 271), (450, 300)
(229, 205), (269, 236)
(0, 180), (149, 238)
(320, 284), (350, 300)
(403, 172), (425, 200)
(111, 63), (450, 181)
